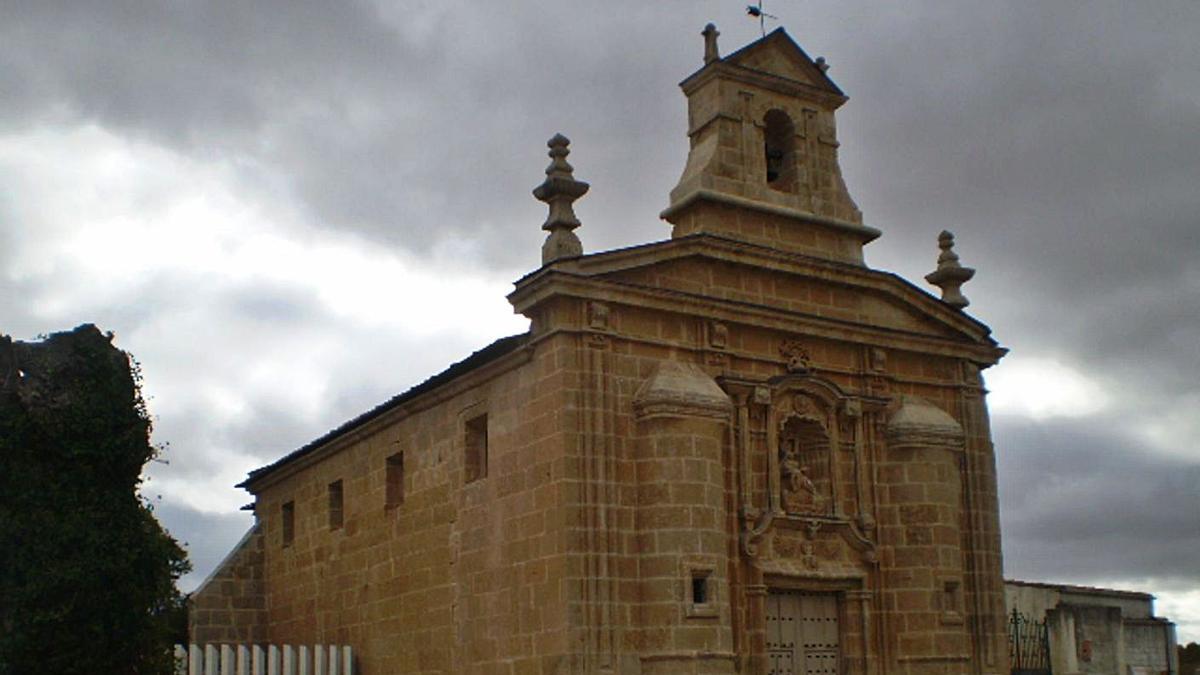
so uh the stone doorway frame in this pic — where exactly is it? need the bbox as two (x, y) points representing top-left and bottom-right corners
(752, 575), (874, 675)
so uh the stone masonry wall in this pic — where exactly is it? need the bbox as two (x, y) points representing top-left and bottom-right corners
(566, 248), (1006, 673)
(1124, 620), (1173, 672)
(252, 334), (573, 674)
(633, 376), (733, 675)
(189, 525), (267, 644)
(876, 442), (968, 666)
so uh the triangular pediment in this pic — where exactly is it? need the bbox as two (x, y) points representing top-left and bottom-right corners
(722, 28), (845, 96)
(597, 255), (958, 339)
(518, 235), (999, 352)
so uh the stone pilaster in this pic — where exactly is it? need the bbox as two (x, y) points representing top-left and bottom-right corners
(959, 364), (1011, 674)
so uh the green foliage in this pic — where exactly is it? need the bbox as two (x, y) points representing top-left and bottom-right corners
(1181, 642), (1200, 675)
(0, 325), (191, 675)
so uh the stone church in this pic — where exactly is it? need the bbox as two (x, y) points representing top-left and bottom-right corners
(192, 25), (1010, 675)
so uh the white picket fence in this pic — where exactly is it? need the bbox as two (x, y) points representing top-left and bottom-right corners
(173, 644), (354, 675)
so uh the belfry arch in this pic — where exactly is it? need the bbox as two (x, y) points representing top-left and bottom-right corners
(763, 108), (798, 191)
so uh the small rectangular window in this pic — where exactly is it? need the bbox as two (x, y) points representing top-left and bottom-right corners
(281, 501), (295, 547)
(686, 568), (717, 617)
(692, 574), (709, 605)
(464, 414), (488, 483)
(328, 480), (344, 529)
(386, 453), (405, 509)
(940, 578), (963, 623)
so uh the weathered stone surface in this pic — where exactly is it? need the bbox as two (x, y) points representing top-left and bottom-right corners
(189, 525), (267, 644)
(662, 28), (877, 265)
(535, 134), (589, 265)
(886, 395), (965, 451)
(198, 25), (1012, 675)
(1005, 580), (1180, 675)
(633, 360), (732, 419)
(925, 230), (976, 309)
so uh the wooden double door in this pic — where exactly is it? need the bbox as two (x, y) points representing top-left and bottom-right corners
(766, 590), (841, 675)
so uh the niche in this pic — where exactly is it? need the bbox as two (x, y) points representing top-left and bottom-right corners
(779, 415), (832, 515)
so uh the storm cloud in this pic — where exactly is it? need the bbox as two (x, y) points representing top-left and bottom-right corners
(2, 0), (1197, 640)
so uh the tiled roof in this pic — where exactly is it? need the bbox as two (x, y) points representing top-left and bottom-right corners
(239, 332), (529, 488)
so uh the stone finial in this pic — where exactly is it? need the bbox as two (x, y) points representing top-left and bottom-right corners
(924, 230), (975, 309)
(702, 23), (721, 64)
(533, 133), (589, 264)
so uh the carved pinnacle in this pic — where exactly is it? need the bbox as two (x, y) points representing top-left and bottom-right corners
(924, 230), (975, 309)
(533, 133), (589, 265)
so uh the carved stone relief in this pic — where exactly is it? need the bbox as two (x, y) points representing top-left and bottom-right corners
(868, 347), (887, 373)
(733, 373), (879, 566)
(584, 301), (611, 348)
(588, 301), (610, 331)
(709, 321), (728, 349)
(780, 450), (824, 515)
(779, 415), (830, 516)
(779, 340), (813, 374)
(705, 321), (730, 368)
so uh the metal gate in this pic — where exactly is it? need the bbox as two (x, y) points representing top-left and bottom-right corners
(766, 590), (840, 675)
(1008, 608), (1051, 675)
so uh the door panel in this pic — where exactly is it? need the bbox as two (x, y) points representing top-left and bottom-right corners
(766, 590), (840, 675)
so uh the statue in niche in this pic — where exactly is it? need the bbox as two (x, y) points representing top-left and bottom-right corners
(792, 394), (819, 419)
(780, 437), (825, 515)
(778, 407), (831, 516)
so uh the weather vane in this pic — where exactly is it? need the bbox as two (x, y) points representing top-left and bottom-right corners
(746, 1), (778, 37)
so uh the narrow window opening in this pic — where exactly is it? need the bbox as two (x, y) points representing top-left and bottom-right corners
(941, 578), (964, 624)
(328, 480), (344, 530)
(763, 109), (797, 191)
(386, 452), (405, 509)
(281, 501), (295, 547)
(942, 579), (960, 609)
(686, 568), (717, 617)
(692, 573), (710, 605)
(465, 414), (488, 483)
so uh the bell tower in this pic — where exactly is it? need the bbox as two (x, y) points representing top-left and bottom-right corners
(662, 25), (879, 264)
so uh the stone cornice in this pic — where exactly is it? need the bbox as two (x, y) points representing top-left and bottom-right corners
(633, 400), (732, 422)
(679, 61), (847, 110)
(885, 426), (966, 453)
(528, 325), (992, 393)
(509, 234), (1004, 356)
(512, 270), (1004, 364)
(659, 189), (881, 245)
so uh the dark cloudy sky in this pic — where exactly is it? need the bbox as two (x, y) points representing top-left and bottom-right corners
(3, 1), (1197, 642)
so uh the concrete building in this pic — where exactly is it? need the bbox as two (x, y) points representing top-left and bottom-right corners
(192, 26), (1013, 674)
(1005, 580), (1179, 675)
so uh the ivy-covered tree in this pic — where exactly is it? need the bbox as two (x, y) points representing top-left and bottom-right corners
(0, 325), (190, 675)
(1180, 642), (1200, 675)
